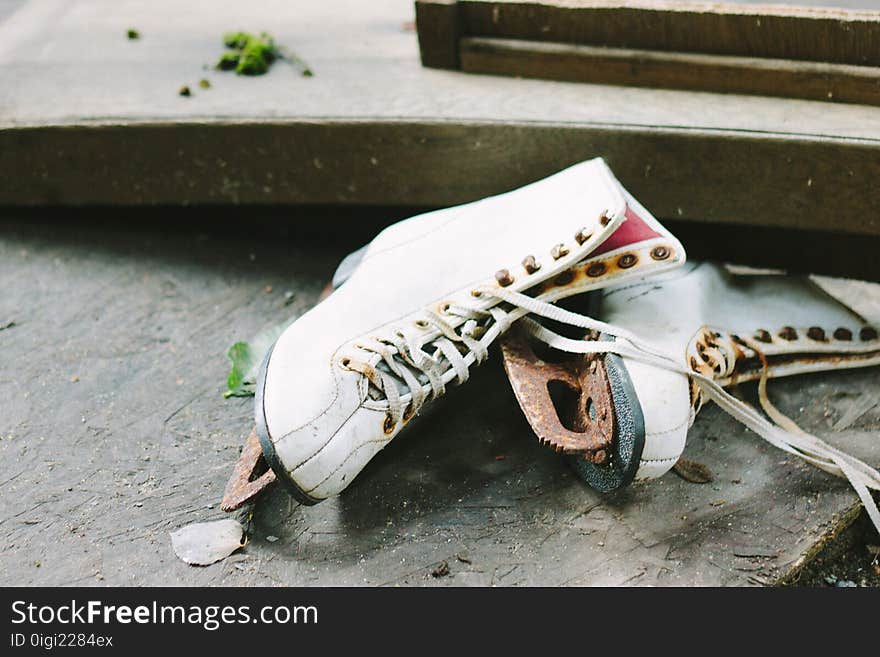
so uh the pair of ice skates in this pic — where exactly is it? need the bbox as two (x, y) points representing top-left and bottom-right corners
(243, 159), (880, 532)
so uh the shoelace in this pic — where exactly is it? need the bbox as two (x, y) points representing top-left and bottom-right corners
(346, 284), (880, 534)
(345, 302), (514, 425)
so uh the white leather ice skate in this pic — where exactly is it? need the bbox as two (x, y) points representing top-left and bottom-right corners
(256, 158), (686, 503)
(510, 262), (880, 531)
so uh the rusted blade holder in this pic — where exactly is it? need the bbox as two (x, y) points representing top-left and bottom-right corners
(221, 428), (277, 512)
(499, 325), (615, 463)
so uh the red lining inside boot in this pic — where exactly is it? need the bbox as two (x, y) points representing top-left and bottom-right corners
(593, 205), (661, 256)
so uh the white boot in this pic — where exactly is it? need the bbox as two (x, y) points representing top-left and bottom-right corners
(510, 262), (880, 531)
(256, 158), (685, 503)
(597, 262), (880, 481)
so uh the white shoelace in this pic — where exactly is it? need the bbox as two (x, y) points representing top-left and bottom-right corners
(347, 284), (880, 534)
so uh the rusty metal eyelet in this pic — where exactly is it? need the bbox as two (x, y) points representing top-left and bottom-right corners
(617, 253), (637, 269)
(522, 255), (541, 274)
(551, 244), (569, 260)
(778, 326), (798, 341)
(495, 269), (515, 287)
(807, 326), (826, 341)
(754, 329), (772, 343)
(402, 404), (414, 422)
(575, 229), (592, 245)
(861, 326), (878, 341)
(439, 302), (452, 314)
(383, 413), (395, 434)
(470, 289), (483, 298)
(834, 327), (853, 341)
(338, 357), (352, 370)
(554, 270), (574, 286)
(414, 319), (429, 329)
(586, 262), (607, 278)
(599, 210), (611, 226)
(650, 245), (670, 261)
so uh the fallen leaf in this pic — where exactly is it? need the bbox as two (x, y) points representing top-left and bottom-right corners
(673, 458), (714, 484)
(170, 519), (246, 566)
(224, 318), (295, 397)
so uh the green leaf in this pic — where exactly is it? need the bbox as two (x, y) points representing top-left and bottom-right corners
(224, 317), (296, 398)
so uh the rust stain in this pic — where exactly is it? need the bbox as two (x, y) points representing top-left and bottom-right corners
(500, 324), (614, 460)
(221, 428), (276, 512)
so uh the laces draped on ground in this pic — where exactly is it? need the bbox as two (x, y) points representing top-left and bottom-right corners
(344, 284), (880, 535)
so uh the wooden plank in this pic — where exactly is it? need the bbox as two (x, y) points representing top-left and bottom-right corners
(3, 120), (880, 240)
(460, 37), (880, 106)
(453, 0), (880, 66)
(4, 0), (880, 246)
(416, 0), (462, 69)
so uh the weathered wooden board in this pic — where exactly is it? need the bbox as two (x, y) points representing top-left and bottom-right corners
(447, 0), (880, 65)
(459, 37), (880, 106)
(5, 121), (880, 245)
(1, 207), (878, 586)
(2, 0), (880, 245)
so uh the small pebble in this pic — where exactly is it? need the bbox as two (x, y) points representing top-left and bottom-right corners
(266, 535), (279, 543)
(431, 560), (450, 578)
(179, 85), (191, 97)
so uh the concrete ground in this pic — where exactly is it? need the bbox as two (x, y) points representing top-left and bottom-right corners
(2, 0), (878, 587)
(1, 208), (878, 587)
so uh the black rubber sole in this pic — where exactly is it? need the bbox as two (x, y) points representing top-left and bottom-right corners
(564, 343), (646, 493)
(254, 341), (323, 506)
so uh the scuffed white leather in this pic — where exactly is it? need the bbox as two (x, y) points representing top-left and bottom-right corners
(624, 359), (692, 481)
(264, 158), (645, 499)
(600, 262), (877, 481)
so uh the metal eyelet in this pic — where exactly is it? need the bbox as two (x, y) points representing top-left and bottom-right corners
(861, 326), (878, 341)
(470, 289), (483, 298)
(617, 253), (637, 269)
(414, 319), (429, 329)
(650, 246), (670, 261)
(402, 404), (414, 422)
(522, 255), (541, 274)
(495, 269), (515, 287)
(575, 229), (592, 245)
(833, 328), (853, 341)
(599, 211), (611, 226)
(383, 413), (395, 434)
(754, 329), (772, 343)
(806, 326), (826, 341)
(551, 244), (569, 260)
(778, 327), (798, 341)
(338, 357), (352, 370)
(586, 262), (607, 278)
(554, 270), (574, 286)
